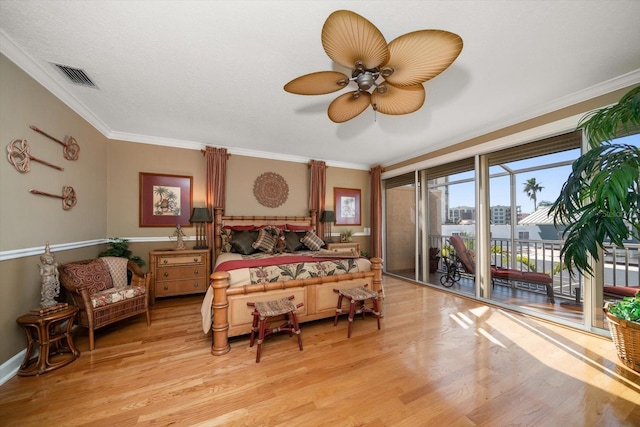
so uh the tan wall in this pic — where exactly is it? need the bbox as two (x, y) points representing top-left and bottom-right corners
(106, 140), (206, 238)
(0, 54), (109, 363)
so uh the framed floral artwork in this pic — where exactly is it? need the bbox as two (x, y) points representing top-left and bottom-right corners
(334, 187), (361, 225)
(139, 172), (192, 227)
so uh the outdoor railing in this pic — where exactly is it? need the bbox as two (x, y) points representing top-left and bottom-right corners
(431, 236), (639, 301)
(602, 242), (639, 289)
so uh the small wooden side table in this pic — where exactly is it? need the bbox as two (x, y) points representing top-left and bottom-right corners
(16, 304), (80, 376)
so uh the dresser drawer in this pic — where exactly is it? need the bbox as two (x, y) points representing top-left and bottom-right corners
(156, 254), (204, 266)
(155, 265), (206, 282)
(155, 278), (207, 297)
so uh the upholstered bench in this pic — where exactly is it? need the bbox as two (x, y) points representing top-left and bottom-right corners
(333, 285), (381, 338)
(246, 295), (303, 363)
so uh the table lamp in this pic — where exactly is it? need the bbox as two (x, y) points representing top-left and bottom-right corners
(320, 210), (335, 243)
(189, 207), (213, 249)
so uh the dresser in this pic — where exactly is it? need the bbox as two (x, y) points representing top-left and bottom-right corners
(149, 249), (211, 304)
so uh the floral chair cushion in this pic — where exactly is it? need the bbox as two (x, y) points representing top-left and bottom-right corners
(91, 285), (147, 308)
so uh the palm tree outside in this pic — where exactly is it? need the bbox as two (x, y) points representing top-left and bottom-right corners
(523, 178), (544, 211)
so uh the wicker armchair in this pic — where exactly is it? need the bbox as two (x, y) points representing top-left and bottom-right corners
(59, 257), (151, 350)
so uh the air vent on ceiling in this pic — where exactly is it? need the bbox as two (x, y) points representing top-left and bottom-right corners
(52, 63), (98, 88)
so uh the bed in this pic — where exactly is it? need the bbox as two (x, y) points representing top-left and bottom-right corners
(202, 208), (383, 356)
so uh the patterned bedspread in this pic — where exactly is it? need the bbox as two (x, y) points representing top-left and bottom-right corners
(214, 251), (371, 287)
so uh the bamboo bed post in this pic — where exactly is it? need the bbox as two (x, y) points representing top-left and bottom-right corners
(214, 208), (224, 260)
(211, 270), (231, 356)
(370, 257), (384, 316)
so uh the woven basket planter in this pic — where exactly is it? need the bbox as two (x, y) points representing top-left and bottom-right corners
(604, 308), (640, 373)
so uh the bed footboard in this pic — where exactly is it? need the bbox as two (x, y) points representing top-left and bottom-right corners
(210, 256), (383, 355)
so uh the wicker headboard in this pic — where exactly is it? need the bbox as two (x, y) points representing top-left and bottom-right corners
(213, 208), (317, 259)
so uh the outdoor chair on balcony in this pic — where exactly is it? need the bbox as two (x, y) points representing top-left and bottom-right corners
(441, 236), (555, 303)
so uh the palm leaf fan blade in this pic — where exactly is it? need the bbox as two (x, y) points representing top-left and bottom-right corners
(371, 83), (425, 115)
(321, 10), (389, 70)
(284, 71), (349, 95)
(328, 91), (371, 123)
(385, 30), (463, 86)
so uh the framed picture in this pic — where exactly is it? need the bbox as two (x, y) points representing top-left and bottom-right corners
(340, 233), (347, 242)
(139, 172), (193, 227)
(334, 187), (361, 225)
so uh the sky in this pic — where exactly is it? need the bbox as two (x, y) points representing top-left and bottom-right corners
(448, 133), (640, 215)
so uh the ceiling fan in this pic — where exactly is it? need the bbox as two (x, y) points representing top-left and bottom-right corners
(284, 10), (463, 123)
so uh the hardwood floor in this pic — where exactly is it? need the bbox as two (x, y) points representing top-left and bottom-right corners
(1, 276), (639, 426)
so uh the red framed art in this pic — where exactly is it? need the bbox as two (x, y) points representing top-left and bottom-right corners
(334, 187), (361, 225)
(139, 172), (193, 227)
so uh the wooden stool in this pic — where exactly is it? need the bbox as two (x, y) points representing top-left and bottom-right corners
(333, 285), (381, 338)
(247, 295), (303, 363)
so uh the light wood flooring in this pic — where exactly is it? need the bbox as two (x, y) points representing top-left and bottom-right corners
(1, 276), (639, 426)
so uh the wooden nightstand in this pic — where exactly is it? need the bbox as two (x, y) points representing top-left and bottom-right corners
(325, 242), (360, 255)
(149, 248), (211, 304)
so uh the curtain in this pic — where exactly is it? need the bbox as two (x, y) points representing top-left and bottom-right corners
(308, 160), (327, 239)
(370, 165), (383, 258)
(205, 147), (227, 257)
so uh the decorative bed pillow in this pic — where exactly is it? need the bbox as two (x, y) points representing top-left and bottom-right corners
(284, 231), (305, 252)
(220, 228), (233, 253)
(61, 259), (113, 295)
(286, 223), (315, 232)
(100, 257), (129, 287)
(264, 226), (286, 253)
(230, 230), (259, 255)
(224, 225), (256, 231)
(252, 228), (278, 253)
(300, 230), (324, 251)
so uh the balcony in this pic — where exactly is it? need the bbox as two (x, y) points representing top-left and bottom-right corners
(417, 236), (640, 325)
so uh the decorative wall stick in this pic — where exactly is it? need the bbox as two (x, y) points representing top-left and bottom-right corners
(29, 186), (77, 210)
(30, 125), (80, 160)
(7, 139), (64, 173)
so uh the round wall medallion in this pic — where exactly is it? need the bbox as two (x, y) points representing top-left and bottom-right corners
(253, 172), (289, 208)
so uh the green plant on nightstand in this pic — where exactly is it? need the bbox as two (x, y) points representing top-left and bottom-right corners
(345, 229), (354, 242)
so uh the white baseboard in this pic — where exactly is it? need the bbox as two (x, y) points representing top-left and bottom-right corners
(0, 349), (25, 386)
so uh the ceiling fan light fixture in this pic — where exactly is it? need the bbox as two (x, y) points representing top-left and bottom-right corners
(286, 10), (463, 122)
(356, 72), (376, 91)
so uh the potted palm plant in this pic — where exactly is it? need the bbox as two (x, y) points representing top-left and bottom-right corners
(98, 237), (145, 266)
(549, 85), (640, 371)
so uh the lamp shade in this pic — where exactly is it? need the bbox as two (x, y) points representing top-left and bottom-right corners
(320, 210), (335, 222)
(189, 207), (213, 223)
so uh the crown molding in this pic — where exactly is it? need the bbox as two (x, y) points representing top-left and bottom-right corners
(0, 30), (112, 137)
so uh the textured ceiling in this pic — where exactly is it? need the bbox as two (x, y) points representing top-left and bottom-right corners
(1, 1), (639, 170)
